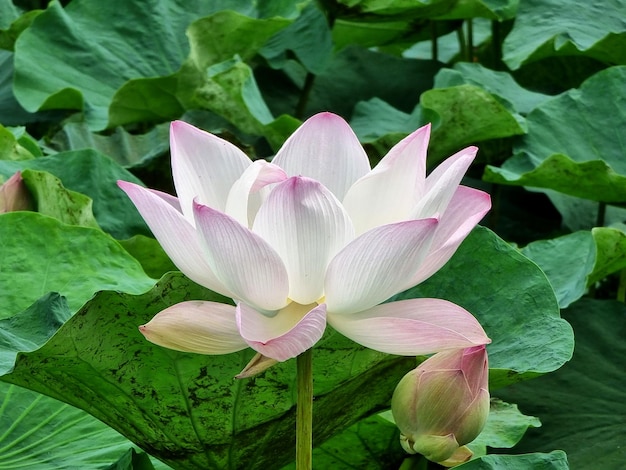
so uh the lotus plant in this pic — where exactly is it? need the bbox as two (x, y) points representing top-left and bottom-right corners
(391, 345), (490, 466)
(118, 113), (490, 363)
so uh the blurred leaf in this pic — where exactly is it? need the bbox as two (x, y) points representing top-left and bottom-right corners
(397, 227), (574, 388)
(420, 84), (526, 165)
(12, 0), (245, 130)
(118, 235), (178, 280)
(435, 0), (518, 20)
(261, 3), (332, 74)
(299, 46), (442, 118)
(497, 298), (626, 468)
(0, 149), (149, 239)
(350, 98), (423, 145)
(0, 272), (415, 470)
(457, 451), (569, 469)
(434, 63), (550, 114)
(335, 0), (457, 18)
(588, 227), (626, 285)
(503, 0), (626, 69)
(484, 66), (626, 202)
(520, 231), (595, 308)
(0, 212), (154, 318)
(0, 383), (167, 470)
(21, 169), (100, 228)
(0, 124), (35, 160)
(46, 122), (170, 168)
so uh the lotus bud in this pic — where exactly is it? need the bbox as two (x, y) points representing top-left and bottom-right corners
(391, 345), (489, 466)
(0, 171), (31, 213)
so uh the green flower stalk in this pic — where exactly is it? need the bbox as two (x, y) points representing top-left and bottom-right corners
(391, 345), (489, 466)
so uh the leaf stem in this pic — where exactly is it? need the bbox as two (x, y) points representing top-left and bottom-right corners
(296, 348), (313, 470)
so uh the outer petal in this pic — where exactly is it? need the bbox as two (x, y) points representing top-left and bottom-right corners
(253, 177), (355, 305)
(138, 301), (247, 354)
(170, 120), (251, 220)
(342, 125), (430, 235)
(410, 186), (491, 286)
(193, 201), (289, 312)
(118, 180), (232, 295)
(410, 146), (477, 220)
(327, 298), (490, 355)
(272, 112), (370, 200)
(324, 218), (438, 314)
(225, 160), (287, 227)
(237, 302), (327, 361)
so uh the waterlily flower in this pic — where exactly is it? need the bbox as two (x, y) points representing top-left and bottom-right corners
(391, 345), (490, 466)
(118, 113), (491, 363)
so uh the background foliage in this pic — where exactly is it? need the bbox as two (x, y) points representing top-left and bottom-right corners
(1, 0), (624, 468)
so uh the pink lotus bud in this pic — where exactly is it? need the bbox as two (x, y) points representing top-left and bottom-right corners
(391, 345), (489, 466)
(0, 171), (31, 213)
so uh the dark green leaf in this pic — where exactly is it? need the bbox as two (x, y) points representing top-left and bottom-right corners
(497, 298), (626, 469)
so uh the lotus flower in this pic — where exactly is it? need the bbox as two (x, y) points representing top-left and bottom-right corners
(0, 171), (30, 213)
(118, 112), (491, 362)
(391, 345), (490, 466)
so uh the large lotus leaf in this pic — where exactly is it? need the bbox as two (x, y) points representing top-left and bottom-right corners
(502, 0), (626, 69)
(396, 226), (574, 388)
(520, 231), (595, 309)
(484, 66), (626, 202)
(20, 169), (100, 229)
(0, 272), (415, 470)
(497, 298), (626, 468)
(433, 63), (550, 114)
(420, 84), (526, 165)
(46, 122), (170, 169)
(0, 212), (155, 318)
(0, 383), (168, 470)
(118, 235), (178, 281)
(12, 0), (263, 130)
(0, 149), (148, 239)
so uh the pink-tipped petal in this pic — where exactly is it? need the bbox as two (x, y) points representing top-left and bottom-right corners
(272, 113), (370, 200)
(342, 125), (430, 235)
(253, 177), (354, 305)
(138, 301), (247, 354)
(236, 302), (327, 361)
(118, 180), (232, 295)
(170, 120), (251, 219)
(411, 186), (491, 285)
(327, 298), (490, 355)
(193, 201), (289, 312)
(411, 146), (478, 220)
(324, 218), (439, 314)
(225, 160), (288, 227)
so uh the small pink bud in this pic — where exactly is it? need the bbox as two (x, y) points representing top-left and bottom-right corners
(0, 171), (31, 213)
(391, 345), (489, 465)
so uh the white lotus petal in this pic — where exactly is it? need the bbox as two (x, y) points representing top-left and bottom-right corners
(253, 177), (354, 304)
(170, 120), (251, 220)
(272, 112), (370, 200)
(342, 124), (430, 235)
(139, 301), (247, 354)
(193, 201), (289, 312)
(327, 298), (490, 355)
(324, 218), (439, 314)
(237, 301), (327, 361)
(118, 180), (232, 295)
